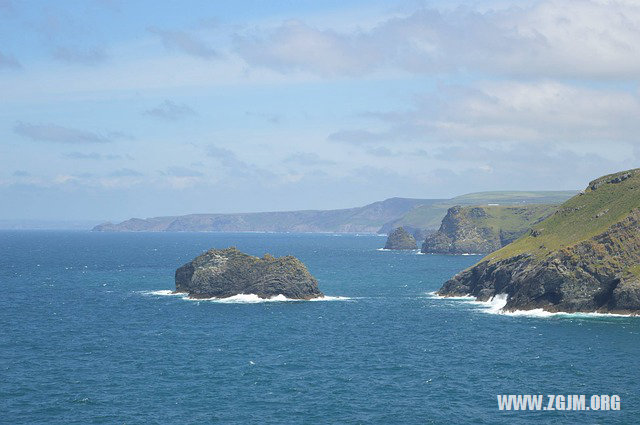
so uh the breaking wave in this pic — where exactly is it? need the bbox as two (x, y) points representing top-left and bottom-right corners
(139, 290), (351, 304)
(429, 291), (637, 318)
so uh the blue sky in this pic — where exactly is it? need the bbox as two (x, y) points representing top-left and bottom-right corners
(1, 0), (640, 221)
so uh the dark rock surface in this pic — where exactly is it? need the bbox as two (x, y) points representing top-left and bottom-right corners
(175, 247), (323, 299)
(438, 205), (640, 314)
(384, 227), (418, 249)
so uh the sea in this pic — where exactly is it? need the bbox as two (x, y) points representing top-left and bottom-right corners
(1, 231), (638, 424)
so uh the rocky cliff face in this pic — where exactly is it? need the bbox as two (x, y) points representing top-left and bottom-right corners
(438, 169), (640, 314)
(384, 227), (418, 249)
(422, 205), (554, 254)
(175, 247), (323, 300)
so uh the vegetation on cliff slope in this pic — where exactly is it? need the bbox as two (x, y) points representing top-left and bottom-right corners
(489, 170), (640, 262)
(381, 191), (574, 234)
(422, 204), (556, 254)
(438, 169), (640, 314)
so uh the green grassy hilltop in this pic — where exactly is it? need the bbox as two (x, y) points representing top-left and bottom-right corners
(490, 170), (640, 262)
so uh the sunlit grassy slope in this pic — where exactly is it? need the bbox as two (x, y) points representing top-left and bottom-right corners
(488, 169), (640, 262)
(387, 191), (576, 231)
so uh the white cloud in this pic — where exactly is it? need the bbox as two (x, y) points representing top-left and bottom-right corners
(332, 81), (640, 145)
(235, 20), (381, 76)
(235, 0), (640, 79)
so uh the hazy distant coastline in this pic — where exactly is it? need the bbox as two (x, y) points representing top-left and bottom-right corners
(92, 191), (576, 234)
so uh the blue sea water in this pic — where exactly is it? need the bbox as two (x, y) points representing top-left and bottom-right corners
(1, 231), (638, 424)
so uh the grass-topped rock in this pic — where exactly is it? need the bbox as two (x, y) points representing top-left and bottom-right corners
(384, 227), (418, 249)
(422, 204), (556, 254)
(175, 247), (323, 300)
(438, 169), (640, 314)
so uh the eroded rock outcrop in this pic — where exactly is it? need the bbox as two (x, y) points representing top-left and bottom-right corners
(175, 247), (323, 299)
(438, 170), (640, 315)
(384, 227), (418, 250)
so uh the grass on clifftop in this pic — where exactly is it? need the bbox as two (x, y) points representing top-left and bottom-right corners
(486, 169), (640, 263)
(390, 191), (575, 230)
(466, 204), (557, 234)
(452, 191), (577, 204)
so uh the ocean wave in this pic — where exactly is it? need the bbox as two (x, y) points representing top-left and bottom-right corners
(431, 291), (637, 318)
(140, 290), (183, 296)
(425, 291), (476, 300)
(139, 290), (351, 304)
(498, 307), (636, 318)
(309, 295), (352, 302)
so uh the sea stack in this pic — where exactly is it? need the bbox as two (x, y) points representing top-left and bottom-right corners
(175, 247), (323, 299)
(384, 227), (418, 250)
(437, 169), (640, 315)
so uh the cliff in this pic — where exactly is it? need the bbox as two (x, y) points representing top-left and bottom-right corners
(93, 191), (574, 234)
(384, 227), (418, 249)
(422, 205), (556, 254)
(438, 169), (640, 314)
(175, 247), (323, 300)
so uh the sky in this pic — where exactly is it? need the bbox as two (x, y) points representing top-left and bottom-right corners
(1, 0), (640, 222)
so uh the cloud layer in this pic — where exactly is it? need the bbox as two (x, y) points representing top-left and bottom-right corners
(2, 0), (640, 220)
(236, 1), (640, 79)
(14, 123), (113, 144)
(0, 50), (20, 69)
(331, 81), (640, 146)
(148, 27), (217, 59)
(144, 100), (196, 120)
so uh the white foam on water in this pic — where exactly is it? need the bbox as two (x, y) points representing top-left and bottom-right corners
(468, 294), (636, 318)
(461, 253), (483, 256)
(432, 291), (638, 318)
(309, 295), (352, 301)
(425, 291), (475, 300)
(478, 293), (509, 314)
(196, 294), (293, 303)
(140, 290), (351, 304)
(500, 308), (636, 318)
(378, 248), (422, 253)
(140, 290), (183, 296)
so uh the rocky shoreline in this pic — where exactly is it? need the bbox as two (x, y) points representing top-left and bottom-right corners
(437, 170), (640, 315)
